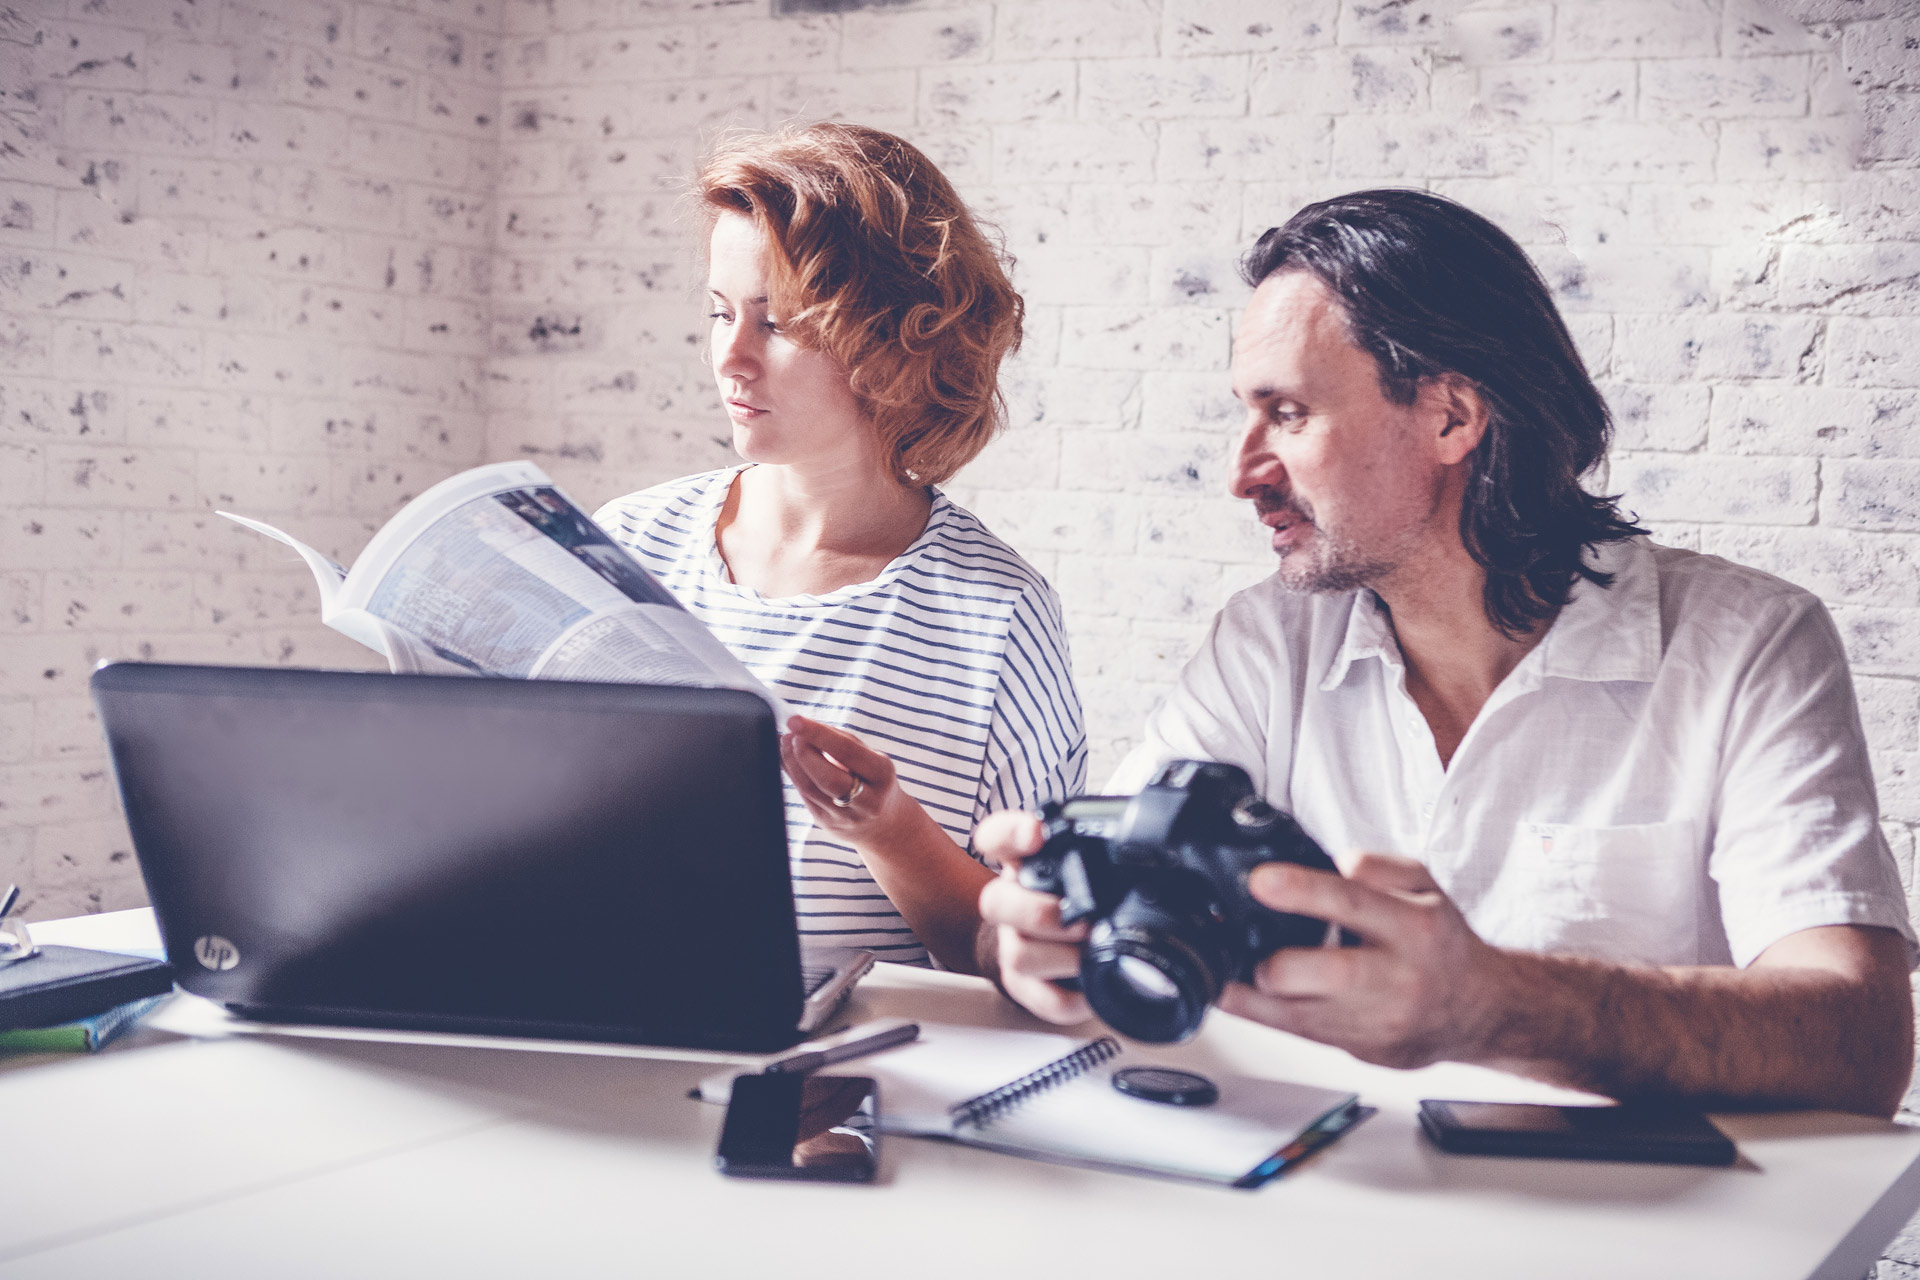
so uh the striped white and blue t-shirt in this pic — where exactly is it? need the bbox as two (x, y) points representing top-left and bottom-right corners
(594, 465), (1087, 968)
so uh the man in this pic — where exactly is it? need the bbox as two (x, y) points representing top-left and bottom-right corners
(976, 190), (1917, 1116)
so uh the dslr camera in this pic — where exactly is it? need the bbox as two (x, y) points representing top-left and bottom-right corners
(1018, 760), (1351, 1043)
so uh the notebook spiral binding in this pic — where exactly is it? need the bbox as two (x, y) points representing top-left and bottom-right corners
(948, 1036), (1122, 1130)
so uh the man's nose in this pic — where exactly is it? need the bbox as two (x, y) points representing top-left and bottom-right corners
(1229, 422), (1281, 501)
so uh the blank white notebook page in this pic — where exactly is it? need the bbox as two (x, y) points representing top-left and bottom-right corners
(855, 1022), (1356, 1184)
(974, 1061), (1354, 1183)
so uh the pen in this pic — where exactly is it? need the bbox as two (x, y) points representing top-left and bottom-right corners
(762, 1020), (920, 1075)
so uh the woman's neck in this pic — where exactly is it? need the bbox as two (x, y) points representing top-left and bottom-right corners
(715, 460), (933, 599)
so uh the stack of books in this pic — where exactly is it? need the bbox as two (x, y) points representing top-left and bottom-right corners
(0, 935), (174, 1056)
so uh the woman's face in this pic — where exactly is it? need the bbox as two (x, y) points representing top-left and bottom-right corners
(707, 212), (871, 471)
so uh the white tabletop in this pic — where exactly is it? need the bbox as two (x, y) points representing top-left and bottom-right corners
(4, 908), (1918, 1280)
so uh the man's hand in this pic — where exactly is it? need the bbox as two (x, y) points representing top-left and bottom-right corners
(1229, 853), (1915, 1115)
(973, 811), (1092, 1025)
(1221, 852), (1512, 1070)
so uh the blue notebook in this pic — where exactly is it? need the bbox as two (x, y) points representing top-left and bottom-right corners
(0, 994), (167, 1054)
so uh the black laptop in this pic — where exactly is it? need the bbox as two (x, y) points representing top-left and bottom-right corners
(90, 662), (870, 1053)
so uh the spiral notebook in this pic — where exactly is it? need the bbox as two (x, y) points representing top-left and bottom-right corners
(703, 1021), (1363, 1187)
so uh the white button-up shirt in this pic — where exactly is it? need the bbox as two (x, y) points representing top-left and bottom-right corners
(1116, 537), (1914, 969)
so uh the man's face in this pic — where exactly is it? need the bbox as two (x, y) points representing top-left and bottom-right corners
(1228, 270), (1454, 596)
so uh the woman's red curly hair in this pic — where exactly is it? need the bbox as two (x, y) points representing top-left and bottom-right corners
(696, 122), (1023, 487)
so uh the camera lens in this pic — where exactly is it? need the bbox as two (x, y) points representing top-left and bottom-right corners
(1083, 928), (1219, 1043)
(1079, 874), (1233, 1044)
(1114, 955), (1180, 1002)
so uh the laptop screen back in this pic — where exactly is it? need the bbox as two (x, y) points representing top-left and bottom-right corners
(93, 663), (806, 1051)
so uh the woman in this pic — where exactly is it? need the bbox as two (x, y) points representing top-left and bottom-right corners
(595, 123), (1085, 973)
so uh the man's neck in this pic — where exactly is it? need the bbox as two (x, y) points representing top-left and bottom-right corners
(1375, 547), (1548, 769)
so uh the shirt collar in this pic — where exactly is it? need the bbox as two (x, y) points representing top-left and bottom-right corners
(1320, 588), (1401, 691)
(1317, 536), (1661, 692)
(1536, 536), (1661, 683)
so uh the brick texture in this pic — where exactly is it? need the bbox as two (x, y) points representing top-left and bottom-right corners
(0, 0), (491, 917)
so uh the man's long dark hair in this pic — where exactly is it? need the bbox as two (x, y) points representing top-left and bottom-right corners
(1240, 189), (1644, 637)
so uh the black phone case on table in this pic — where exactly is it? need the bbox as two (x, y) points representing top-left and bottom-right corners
(1418, 1099), (1738, 1166)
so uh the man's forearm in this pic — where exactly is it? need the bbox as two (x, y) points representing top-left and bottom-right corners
(1474, 936), (1913, 1116)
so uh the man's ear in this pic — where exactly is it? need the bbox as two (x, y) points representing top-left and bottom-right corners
(1424, 373), (1490, 466)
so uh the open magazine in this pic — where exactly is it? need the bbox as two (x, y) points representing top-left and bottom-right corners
(220, 461), (790, 721)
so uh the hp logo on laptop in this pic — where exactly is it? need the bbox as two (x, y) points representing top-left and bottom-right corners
(193, 935), (240, 971)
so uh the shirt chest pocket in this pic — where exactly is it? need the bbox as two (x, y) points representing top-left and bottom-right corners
(1485, 819), (1705, 966)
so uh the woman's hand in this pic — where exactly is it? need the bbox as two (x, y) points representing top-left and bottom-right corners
(780, 715), (916, 845)
(779, 714), (994, 974)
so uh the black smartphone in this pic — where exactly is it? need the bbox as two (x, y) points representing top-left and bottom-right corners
(715, 1073), (880, 1183)
(1418, 1099), (1737, 1166)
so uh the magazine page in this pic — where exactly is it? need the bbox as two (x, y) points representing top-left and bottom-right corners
(331, 462), (675, 615)
(213, 511), (392, 658)
(384, 624), (490, 676)
(342, 463), (790, 719)
(221, 461), (790, 721)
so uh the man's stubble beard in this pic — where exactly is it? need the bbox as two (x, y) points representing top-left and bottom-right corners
(1258, 479), (1448, 597)
(1274, 523), (1397, 595)
(1255, 489), (1397, 595)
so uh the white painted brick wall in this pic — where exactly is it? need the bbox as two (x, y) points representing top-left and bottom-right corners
(0, 0), (494, 918)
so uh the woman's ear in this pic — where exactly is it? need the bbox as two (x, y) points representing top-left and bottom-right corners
(1425, 373), (1490, 466)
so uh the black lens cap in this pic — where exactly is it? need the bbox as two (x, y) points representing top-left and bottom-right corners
(1111, 1066), (1218, 1107)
